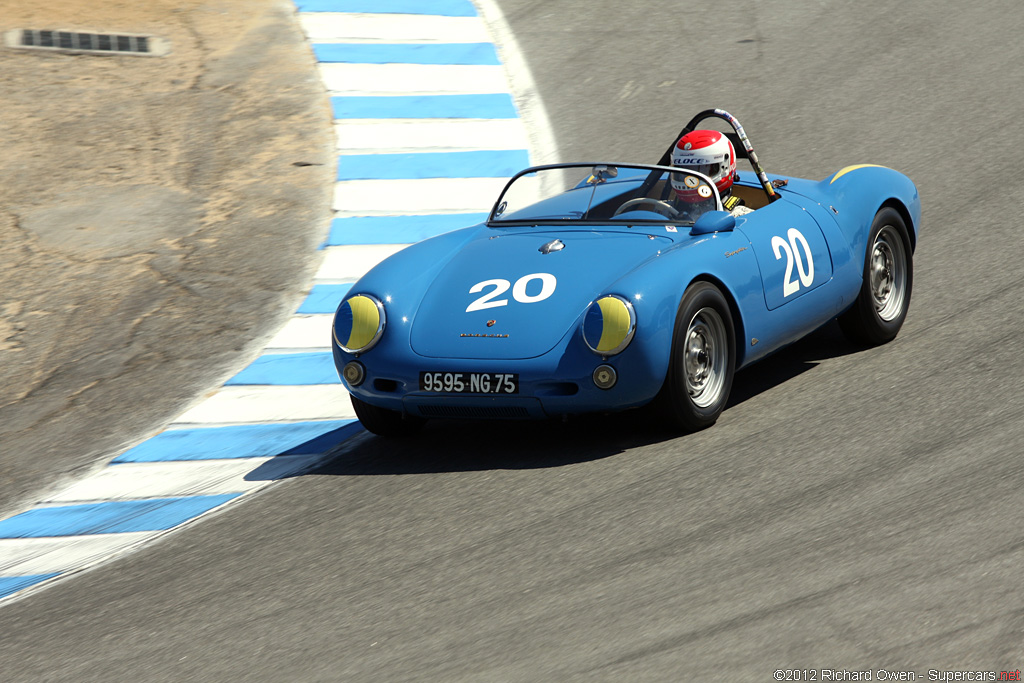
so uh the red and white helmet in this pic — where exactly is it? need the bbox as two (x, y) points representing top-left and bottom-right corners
(671, 130), (737, 202)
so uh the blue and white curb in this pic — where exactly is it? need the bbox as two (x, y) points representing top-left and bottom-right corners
(0, 0), (549, 604)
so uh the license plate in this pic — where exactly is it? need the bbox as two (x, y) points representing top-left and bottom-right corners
(418, 371), (519, 394)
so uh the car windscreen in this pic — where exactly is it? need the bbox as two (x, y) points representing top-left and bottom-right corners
(488, 163), (723, 226)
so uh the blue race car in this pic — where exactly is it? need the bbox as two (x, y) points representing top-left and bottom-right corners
(332, 109), (920, 436)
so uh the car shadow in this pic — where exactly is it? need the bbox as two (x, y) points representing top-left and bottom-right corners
(306, 411), (669, 476)
(727, 319), (866, 408)
(247, 320), (868, 479)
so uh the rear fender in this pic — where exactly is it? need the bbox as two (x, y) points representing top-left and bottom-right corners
(789, 166), (921, 253)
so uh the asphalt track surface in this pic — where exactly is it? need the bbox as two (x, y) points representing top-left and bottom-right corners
(3, 0), (1024, 680)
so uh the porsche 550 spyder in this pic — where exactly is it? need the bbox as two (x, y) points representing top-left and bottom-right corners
(331, 109), (920, 436)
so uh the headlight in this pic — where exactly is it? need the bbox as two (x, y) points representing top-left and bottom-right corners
(582, 295), (636, 355)
(334, 294), (385, 354)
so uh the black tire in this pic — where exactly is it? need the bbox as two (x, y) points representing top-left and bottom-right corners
(351, 394), (425, 437)
(653, 281), (736, 432)
(838, 207), (913, 345)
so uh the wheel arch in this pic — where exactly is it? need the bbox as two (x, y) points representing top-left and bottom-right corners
(686, 273), (747, 367)
(648, 271), (741, 431)
(879, 198), (917, 252)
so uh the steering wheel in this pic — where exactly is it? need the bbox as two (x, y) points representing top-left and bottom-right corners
(613, 197), (680, 219)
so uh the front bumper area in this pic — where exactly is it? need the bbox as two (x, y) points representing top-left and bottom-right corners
(334, 344), (664, 420)
(404, 395), (546, 420)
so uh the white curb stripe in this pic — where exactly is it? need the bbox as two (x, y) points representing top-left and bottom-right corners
(319, 63), (509, 95)
(266, 315), (334, 352)
(314, 243), (411, 281)
(333, 177), (506, 214)
(0, 533), (157, 576)
(172, 385), (356, 426)
(299, 13), (490, 43)
(335, 119), (528, 153)
(43, 457), (321, 503)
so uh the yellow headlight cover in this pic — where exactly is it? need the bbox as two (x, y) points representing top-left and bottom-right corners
(335, 294), (384, 353)
(596, 296), (632, 353)
(583, 295), (636, 355)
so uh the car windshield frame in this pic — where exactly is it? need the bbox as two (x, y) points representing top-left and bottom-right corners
(486, 162), (724, 227)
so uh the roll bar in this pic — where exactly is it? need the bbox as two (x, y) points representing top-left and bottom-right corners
(659, 108), (781, 204)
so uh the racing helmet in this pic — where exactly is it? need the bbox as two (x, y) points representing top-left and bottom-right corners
(671, 130), (737, 202)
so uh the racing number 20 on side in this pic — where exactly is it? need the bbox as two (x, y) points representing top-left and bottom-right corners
(772, 228), (815, 297)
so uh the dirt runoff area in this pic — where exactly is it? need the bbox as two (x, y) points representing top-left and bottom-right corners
(0, 0), (335, 516)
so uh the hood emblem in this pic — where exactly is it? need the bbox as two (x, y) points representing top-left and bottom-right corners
(486, 320), (496, 327)
(539, 239), (565, 254)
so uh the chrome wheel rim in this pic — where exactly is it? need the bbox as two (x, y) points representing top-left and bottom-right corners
(870, 225), (907, 322)
(684, 307), (727, 408)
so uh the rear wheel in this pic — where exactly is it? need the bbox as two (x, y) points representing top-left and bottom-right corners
(351, 394), (425, 437)
(839, 207), (913, 345)
(653, 281), (736, 431)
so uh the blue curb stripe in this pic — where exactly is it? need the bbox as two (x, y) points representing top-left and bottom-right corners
(328, 213), (486, 245)
(338, 149), (529, 180)
(0, 495), (242, 538)
(115, 420), (361, 463)
(0, 574), (61, 599)
(227, 353), (340, 386)
(0, 0), (534, 605)
(298, 284), (353, 313)
(314, 43), (499, 66)
(332, 94), (518, 120)
(295, 0), (477, 15)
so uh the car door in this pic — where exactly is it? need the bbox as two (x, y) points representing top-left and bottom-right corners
(735, 197), (834, 311)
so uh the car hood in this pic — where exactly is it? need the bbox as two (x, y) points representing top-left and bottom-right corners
(410, 228), (672, 359)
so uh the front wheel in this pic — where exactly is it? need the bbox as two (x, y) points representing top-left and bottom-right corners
(351, 394), (425, 437)
(839, 207), (913, 345)
(653, 281), (736, 432)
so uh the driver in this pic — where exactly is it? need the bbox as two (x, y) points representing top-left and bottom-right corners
(670, 130), (754, 218)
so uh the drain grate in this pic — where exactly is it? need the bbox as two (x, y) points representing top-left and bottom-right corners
(4, 29), (169, 57)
